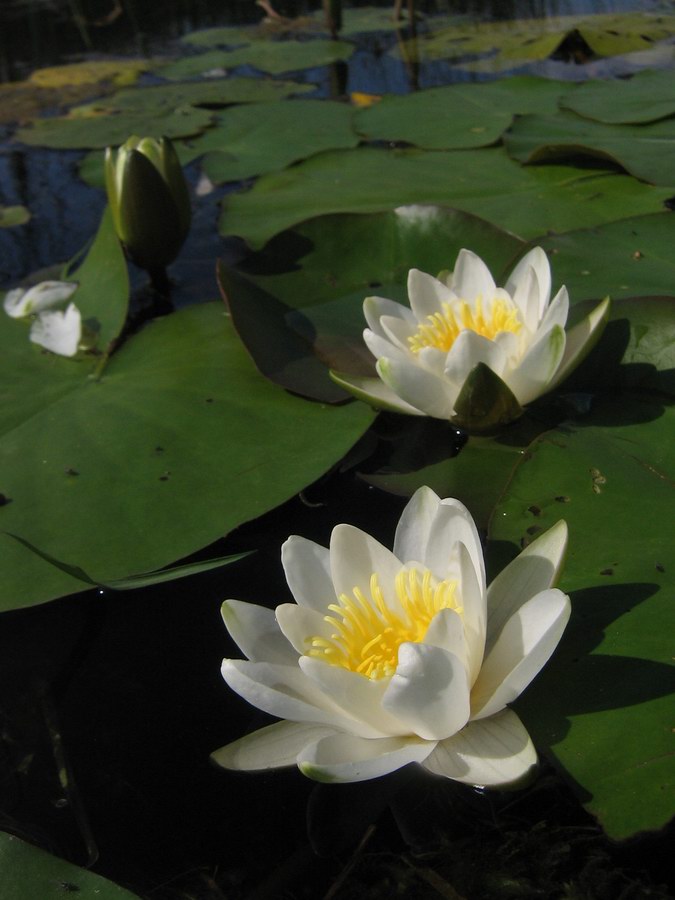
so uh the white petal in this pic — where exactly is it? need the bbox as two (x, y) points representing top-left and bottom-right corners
(299, 656), (403, 737)
(423, 607), (467, 662)
(329, 523), (404, 615)
(508, 263), (542, 334)
(377, 357), (457, 420)
(455, 542), (487, 685)
(505, 323), (566, 405)
(221, 599), (296, 665)
(505, 247), (551, 320)
(450, 249), (497, 301)
(221, 659), (375, 736)
(485, 520), (568, 654)
(281, 535), (333, 613)
(211, 721), (336, 771)
(379, 315), (417, 354)
(298, 731), (434, 783)
(330, 370), (425, 416)
(443, 329), (508, 383)
(470, 588), (570, 719)
(393, 485), (442, 564)
(407, 268), (455, 320)
(424, 498), (486, 592)
(364, 295), (416, 336)
(275, 603), (333, 656)
(549, 296), (610, 391)
(382, 643), (470, 741)
(537, 286), (569, 334)
(4, 280), (78, 318)
(29, 303), (82, 357)
(363, 328), (410, 365)
(422, 708), (537, 787)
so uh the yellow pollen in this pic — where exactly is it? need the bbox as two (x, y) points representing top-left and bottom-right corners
(408, 296), (521, 354)
(306, 570), (461, 681)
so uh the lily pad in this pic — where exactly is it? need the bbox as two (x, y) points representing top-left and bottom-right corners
(355, 76), (570, 150)
(158, 39), (354, 79)
(219, 146), (673, 249)
(0, 205), (30, 228)
(180, 25), (256, 47)
(491, 395), (675, 839)
(0, 832), (142, 899)
(505, 110), (675, 186)
(561, 68), (675, 125)
(183, 99), (358, 182)
(0, 302), (374, 611)
(306, 5), (419, 35)
(28, 59), (150, 89)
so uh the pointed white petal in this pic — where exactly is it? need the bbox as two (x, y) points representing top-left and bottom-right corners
(29, 303), (82, 357)
(377, 357), (457, 420)
(221, 599), (296, 664)
(549, 296), (610, 391)
(220, 659), (376, 736)
(211, 721), (336, 771)
(299, 656), (403, 737)
(471, 588), (570, 719)
(538, 286), (569, 334)
(363, 328), (410, 364)
(422, 708), (537, 787)
(505, 247), (551, 319)
(393, 485), (442, 563)
(380, 315), (416, 354)
(298, 731), (434, 783)
(455, 542), (487, 685)
(505, 324), (566, 405)
(508, 264), (541, 334)
(275, 603), (332, 656)
(485, 520), (568, 654)
(407, 268), (455, 320)
(364, 295), (416, 336)
(424, 498), (486, 592)
(4, 281), (78, 318)
(281, 535), (333, 612)
(382, 643), (470, 741)
(450, 249), (497, 301)
(443, 329), (508, 383)
(423, 607), (467, 663)
(329, 523), (404, 615)
(330, 370), (426, 416)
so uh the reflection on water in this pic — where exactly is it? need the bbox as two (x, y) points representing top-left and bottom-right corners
(0, 0), (663, 81)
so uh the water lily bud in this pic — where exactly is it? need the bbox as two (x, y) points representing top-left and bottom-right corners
(104, 135), (191, 272)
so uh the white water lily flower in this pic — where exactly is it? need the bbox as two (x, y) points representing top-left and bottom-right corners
(29, 303), (82, 357)
(213, 487), (570, 786)
(3, 280), (78, 319)
(332, 247), (609, 431)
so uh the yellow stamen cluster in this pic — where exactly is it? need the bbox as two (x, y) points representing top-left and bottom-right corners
(408, 296), (521, 354)
(307, 569), (461, 681)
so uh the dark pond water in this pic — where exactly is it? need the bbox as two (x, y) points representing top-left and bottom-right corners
(1, 2), (674, 898)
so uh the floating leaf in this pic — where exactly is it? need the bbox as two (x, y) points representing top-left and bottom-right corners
(491, 395), (675, 839)
(0, 205), (30, 228)
(158, 39), (354, 79)
(185, 99), (358, 182)
(354, 77), (570, 150)
(0, 832), (142, 899)
(0, 303), (374, 611)
(219, 146), (673, 249)
(560, 68), (675, 124)
(180, 25), (256, 47)
(505, 110), (675, 186)
(28, 59), (150, 89)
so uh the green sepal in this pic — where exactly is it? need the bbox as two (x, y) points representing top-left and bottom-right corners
(452, 362), (523, 434)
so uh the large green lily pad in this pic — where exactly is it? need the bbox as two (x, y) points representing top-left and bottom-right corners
(184, 99), (358, 182)
(560, 68), (675, 124)
(219, 146), (673, 249)
(180, 25), (256, 47)
(505, 111), (675, 186)
(0, 302), (374, 611)
(491, 395), (675, 839)
(0, 832), (141, 899)
(354, 77), (570, 150)
(158, 39), (354, 79)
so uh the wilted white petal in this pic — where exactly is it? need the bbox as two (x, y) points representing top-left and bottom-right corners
(281, 535), (335, 613)
(29, 303), (82, 357)
(4, 280), (78, 318)
(221, 599), (296, 665)
(298, 732), (434, 783)
(382, 642), (470, 740)
(422, 709), (537, 787)
(470, 588), (571, 719)
(212, 721), (336, 771)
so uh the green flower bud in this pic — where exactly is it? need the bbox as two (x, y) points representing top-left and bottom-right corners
(104, 135), (191, 272)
